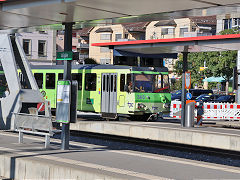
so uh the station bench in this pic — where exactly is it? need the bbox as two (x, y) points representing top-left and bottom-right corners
(13, 112), (59, 148)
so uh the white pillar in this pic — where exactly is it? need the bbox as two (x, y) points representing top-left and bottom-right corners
(237, 50), (240, 103)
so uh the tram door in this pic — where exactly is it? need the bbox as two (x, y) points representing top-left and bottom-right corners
(101, 73), (117, 114)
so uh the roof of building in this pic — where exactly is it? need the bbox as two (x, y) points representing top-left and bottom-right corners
(74, 27), (93, 37)
(189, 15), (217, 26)
(95, 27), (113, 33)
(154, 20), (177, 27)
(122, 22), (149, 32)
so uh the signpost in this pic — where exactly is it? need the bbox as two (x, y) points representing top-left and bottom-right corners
(56, 80), (71, 124)
(186, 92), (192, 100)
(185, 71), (191, 89)
(60, 22), (75, 150)
(57, 51), (73, 61)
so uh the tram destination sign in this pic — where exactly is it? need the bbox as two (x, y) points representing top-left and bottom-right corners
(57, 51), (73, 60)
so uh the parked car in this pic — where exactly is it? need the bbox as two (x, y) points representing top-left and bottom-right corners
(211, 95), (235, 103)
(195, 94), (221, 102)
(171, 89), (213, 101)
(171, 90), (182, 100)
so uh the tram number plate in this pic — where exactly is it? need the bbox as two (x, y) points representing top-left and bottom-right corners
(137, 95), (145, 99)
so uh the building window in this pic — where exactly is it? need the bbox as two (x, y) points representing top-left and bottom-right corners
(100, 33), (112, 40)
(46, 73), (55, 89)
(100, 58), (111, 64)
(38, 40), (47, 57)
(23, 39), (31, 56)
(180, 27), (188, 37)
(223, 19), (232, 30)
(85, 73), (96, 91)
(115, 33), (122, 41)
(124, 33), (129, 39)
(34, 73), (43, 89)
(161, 28), (175, 35)
(100, 47), (110, 53)
(233, 18), (240, 28)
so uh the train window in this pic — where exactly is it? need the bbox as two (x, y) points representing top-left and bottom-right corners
(127, 74), (131, 86)
(155, 75), (162, 89)
(106, 75), (109, 92)
(163, 75), (169, 88)
(0, 74), (8, 98)
(46, 73), (55, 89)
(103, 75), (106, 91)
(58, 73), (63, 80)
(85, 73), (96, 91)
(111, 75), (113, 92)
(34, 73), (43, 89)
(72, 73), (82, 90)
(114, 75), (117, 92)
(120, 74), (125, 92)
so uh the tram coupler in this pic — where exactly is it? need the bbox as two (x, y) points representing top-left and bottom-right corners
(147, 113), (160, 121)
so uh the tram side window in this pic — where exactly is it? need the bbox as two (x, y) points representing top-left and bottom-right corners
(155, 75), (162, 89)
(114, 75), (117, 92)
(110, 75), (113, 92)
(72, 73), (82, 90)
(127, 74), (131, 85)
(163, 75), (169, 88)
(126, 74), (132, 92)
(34, 73), (43, 89)
(58, 73), (63, 80)
(120, 74), (125, 92)
(85, 73), (96, 91)
(0, 74), (8, 98)
(46, 73), (55, 89)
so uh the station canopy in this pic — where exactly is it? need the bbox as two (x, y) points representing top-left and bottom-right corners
(0, 0), (240, 31)
(92, 34), (240, 54)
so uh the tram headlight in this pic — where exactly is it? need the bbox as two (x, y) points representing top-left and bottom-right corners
(137, 103), (146, 109)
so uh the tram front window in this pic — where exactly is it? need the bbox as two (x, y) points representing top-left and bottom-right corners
(133, 74), (169, 93)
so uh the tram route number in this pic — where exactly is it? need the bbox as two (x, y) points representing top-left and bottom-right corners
(137, 95), (145, 99)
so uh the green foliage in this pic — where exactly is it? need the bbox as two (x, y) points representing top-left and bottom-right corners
(174, 29), (238, 89)
(219, 28), (240, 35)
(208, 82), (218, 90)
(170, 78), (182, 91)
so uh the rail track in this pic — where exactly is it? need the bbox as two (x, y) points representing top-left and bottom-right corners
(70, 130), (240, 160)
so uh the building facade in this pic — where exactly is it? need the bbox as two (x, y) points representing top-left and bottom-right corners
(146, 16), (216, 80)
(19, 30), (56, 65)
(56, 28), (92, 65)
(216, 13), (240, 33)
(89, 22), (149, 64)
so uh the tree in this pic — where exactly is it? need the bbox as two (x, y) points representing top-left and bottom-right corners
(174, 29), (238, 92)
(174, 52), (217, 88)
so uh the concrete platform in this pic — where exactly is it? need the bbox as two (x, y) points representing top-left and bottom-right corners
(71, 120), (240, 152)
(1, 131), (240, 180)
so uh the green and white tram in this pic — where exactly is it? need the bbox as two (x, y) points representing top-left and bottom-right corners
(16, 64), (171, 121)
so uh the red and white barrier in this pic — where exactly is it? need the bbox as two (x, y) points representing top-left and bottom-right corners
(170, 101), (182, 118)
(170, 101), (240, 120)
